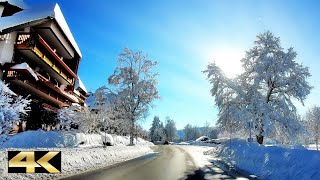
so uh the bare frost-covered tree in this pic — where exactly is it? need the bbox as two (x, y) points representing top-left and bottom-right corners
(183, 124), (200, 141)
(204, 31), (312, 144)
(108, 48), (159, 145)
(305, 106), (320, 150)
(0, 80), (30, 134)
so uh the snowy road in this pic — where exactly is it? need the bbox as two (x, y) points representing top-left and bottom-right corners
(63, 145), (236, 180)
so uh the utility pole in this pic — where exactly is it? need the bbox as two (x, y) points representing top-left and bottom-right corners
(248, 121), (253, 143)
(104, 118), (107, 147)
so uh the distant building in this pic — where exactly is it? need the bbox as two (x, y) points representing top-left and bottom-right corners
(0, 1), (87, 113)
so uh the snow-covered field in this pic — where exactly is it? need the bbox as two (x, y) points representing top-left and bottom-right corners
(214, 139), (320, 180)
(0, 131), (154, 180)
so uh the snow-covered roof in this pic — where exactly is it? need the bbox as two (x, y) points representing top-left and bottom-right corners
(0, 3), (82, 58)
(11, 62), (39, 81)
(75, 77), (87, 93)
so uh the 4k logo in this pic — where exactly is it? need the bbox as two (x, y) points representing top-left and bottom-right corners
(8, 151), (61, 173)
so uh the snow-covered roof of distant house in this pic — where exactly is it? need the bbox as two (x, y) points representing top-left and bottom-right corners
(0, 0), (27, 9)
(75, 77), (87, 93)
(0, 3), (82, 58)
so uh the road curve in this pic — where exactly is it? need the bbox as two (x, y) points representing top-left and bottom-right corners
(63, 145), (235, 180)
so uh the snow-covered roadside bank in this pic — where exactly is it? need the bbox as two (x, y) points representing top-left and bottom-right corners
(176, 145), (214, 167)
(0, 145), (153, 180)
(0, 130), (153, 148)
(0, 131), (154, 180)
(214, 139), (320, 180)
(176, 145), (249, 179)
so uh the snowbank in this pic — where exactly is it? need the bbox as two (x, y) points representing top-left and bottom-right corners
(0, 145), (153, 179)
(0, 131), (77, 148)
(0, 130), (152, 148)
(113, 135), (154, 146)
(216, 139), (320, 179)
(0, 131), (154, 179)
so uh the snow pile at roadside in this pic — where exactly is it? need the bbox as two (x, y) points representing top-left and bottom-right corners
(0, 131), (77, 148)
(215, 139), (320, 179)
(0, 130), (152, 148)
(306, 144), (319, 151)
(0, 145), (153, 179)
(177, 145), (214, 167)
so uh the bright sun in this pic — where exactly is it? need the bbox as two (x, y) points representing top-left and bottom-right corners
(205, 47), (245, 78)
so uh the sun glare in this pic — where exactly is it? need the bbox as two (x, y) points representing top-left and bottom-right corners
(206, 47), (245, 78)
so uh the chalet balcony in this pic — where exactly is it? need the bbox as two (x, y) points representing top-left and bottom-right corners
(15, 32), (77, 86)
(4, 67), (79, 108)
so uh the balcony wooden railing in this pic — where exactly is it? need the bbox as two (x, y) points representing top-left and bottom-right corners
(15, 33), (77, 84)
(4, 69), (78, 107)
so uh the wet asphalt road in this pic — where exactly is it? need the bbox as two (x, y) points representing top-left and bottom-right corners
(63, 145), (235, 180)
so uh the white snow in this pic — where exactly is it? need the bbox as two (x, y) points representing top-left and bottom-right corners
(101, 133), (114, 146)
(306, 144), (319, 151)
(214, 139), (320, 179)
(0, 130), (152, 148)
(0, 3), (82, 58)
(75, 76), (87, 93)
(177, 145), (214, 168)
(11, 62), (39, 81)
(0, 146), (153, 179)
(0, 130), (154, 179)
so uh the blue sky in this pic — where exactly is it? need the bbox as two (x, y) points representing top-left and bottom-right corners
(24, 0), (320, 129)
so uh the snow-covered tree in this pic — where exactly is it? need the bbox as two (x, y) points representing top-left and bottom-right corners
(94, 86), (109, 108)
(155, 122), (166, 141)
(208, 128), (219, 139)
(134, 125), (149, 140)
(183, 124), (193, 141)
(201, 121), (211, 137)
(108, 48), (159, 145)
(57, 105), (81, 131)
(183, 124), (200, 141)
(149, 116), (161, 142)
(204, 31), (312, 144)
(305, 106), (320, 150)
(0, 80), (30, 134)
(164, 116), (177, 142)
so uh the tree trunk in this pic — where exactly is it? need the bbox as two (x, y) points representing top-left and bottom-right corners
(129, 120), (134, 145)
(256, 134), (264, 144)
